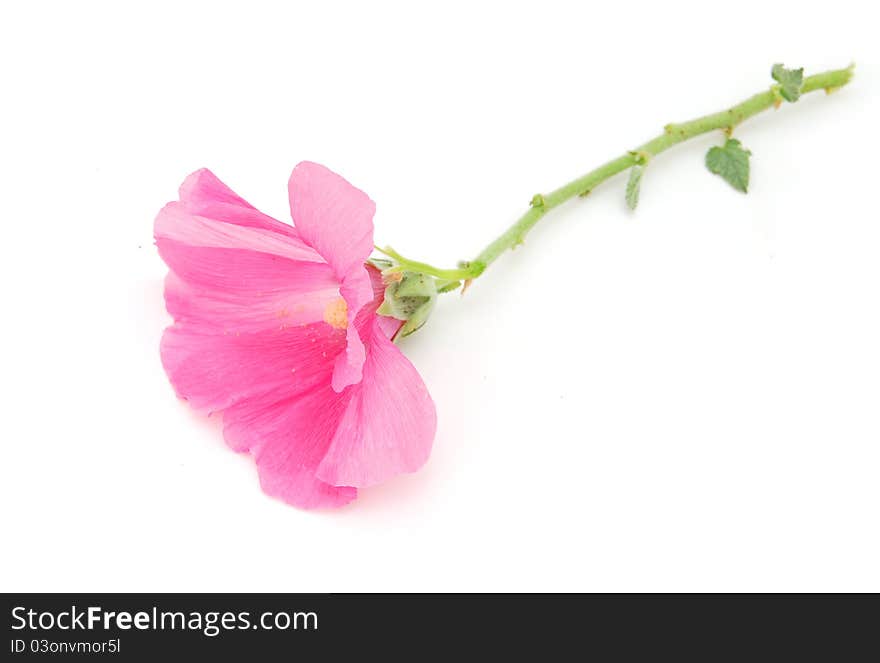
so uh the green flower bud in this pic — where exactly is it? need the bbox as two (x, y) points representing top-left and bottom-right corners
(377, 271), (438, 338)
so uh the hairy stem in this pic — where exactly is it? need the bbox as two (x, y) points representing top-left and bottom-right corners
(384, 64), (854, 283)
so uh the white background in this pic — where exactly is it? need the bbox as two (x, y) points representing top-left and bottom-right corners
(2, 1), (878, 592)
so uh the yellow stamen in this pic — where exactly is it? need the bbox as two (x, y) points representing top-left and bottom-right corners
(323, 297), (348, 329)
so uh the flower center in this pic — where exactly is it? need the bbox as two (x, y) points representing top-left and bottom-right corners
(323, 297), (348, 329)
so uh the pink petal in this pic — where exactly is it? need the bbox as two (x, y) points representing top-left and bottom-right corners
(179, 168), (256, 209)
(160, 264), (359, 510)
(364, 260), (386, 299)
(376, 313), (403, 340)
(161, 321), (345, 414)
(330, 269), (372, 391)
(331, 264), (403, 386)
(156, 202), (322, 264)
(316, 318), (437, 487)
(160, 252), (338, 334)
(179, 168), (302, 240)
(157, 187), (350, 410)
(223, 386), (357, 509)
(287, 162), (378, 392)
(288, 161), (376, 277)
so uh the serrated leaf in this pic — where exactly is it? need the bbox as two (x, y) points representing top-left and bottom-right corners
(625, 165), (642, 210)
(771, 63), (804, 102)
(705, 138), (751, 193)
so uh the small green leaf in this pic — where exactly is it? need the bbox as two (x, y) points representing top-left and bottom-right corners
(705, 138), (751, 193)
(771, 63), (804, 102)
(625, 165), (642, 210)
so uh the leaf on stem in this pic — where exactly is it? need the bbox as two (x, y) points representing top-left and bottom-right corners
(625, 165), (642, 210)
(771, 64), (804, 102)
(705, 138), (751, 193)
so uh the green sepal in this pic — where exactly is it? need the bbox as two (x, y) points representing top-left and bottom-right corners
(394, 272), (435, 299)
(376, 298), (395, 317)
(368, 257), (394, 270)
(436, 279), (462, 294)
(399, 302), (435, 337)
(379, 271), (438, 338)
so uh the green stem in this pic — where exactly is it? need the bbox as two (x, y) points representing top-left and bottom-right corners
(383, 64), (854, 283)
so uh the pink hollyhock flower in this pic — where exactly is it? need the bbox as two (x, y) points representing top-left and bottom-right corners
(155, 162), (436, 508)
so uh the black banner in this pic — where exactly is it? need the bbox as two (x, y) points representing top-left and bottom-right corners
(2, 594), (877, 659)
